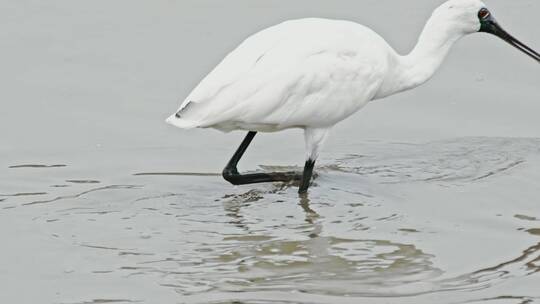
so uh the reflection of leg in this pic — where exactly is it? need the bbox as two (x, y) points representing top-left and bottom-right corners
(299, 128), (330, 193)
(299, 193), (319, 222)
(222, 132), (302, 185)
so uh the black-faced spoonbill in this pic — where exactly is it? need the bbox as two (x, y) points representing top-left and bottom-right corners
(167, 0), (539, 193)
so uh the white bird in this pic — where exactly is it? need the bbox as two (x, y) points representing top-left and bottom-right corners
(167, 0), (539, 193)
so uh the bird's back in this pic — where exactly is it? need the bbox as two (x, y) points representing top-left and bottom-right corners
(167, 18), (393, 132)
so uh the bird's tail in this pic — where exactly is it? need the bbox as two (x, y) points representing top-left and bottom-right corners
(165, 114), (199, 129)
(166, 99), (208, 129)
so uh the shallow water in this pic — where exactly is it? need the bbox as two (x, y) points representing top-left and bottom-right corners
(1, 138), (539, 304)
(1, 0), (539, 303)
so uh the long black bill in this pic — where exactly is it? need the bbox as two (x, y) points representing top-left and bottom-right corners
(480, 15), (540, 63)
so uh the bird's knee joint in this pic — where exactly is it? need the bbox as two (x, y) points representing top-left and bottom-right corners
(222, 169), (241, 185)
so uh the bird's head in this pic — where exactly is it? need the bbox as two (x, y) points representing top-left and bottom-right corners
(433, 0), (539, 62)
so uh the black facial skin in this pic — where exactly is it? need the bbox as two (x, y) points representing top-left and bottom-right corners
(478, 8), (540, 63)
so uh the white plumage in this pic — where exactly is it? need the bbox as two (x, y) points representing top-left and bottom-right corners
(167, 19), (389, 133)
(166, 0), (538, 193)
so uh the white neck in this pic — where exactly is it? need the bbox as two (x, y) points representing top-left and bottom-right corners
(375, 16), (465, 99)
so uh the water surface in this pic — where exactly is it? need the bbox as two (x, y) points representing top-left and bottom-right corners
(1, 1), (539, 303)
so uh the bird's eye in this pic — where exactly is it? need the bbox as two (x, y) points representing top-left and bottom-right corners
(478, 8), (490, 19)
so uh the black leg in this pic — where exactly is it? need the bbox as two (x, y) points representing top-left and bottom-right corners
(222, 132), (302, 186)
(298, 159), (316, 194)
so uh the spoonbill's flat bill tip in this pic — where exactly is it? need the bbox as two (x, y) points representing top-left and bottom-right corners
(166, 0), (539, 193)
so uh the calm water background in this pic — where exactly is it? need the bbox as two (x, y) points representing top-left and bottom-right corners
(1, 0), (539, 303)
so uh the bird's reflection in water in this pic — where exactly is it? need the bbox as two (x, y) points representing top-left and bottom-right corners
(298, 193), (320, 225)
(215, 187), (436, 294)
(169, 186), (540, 299)
(221, 189), (264, 231)
(220, 186), (322, 235)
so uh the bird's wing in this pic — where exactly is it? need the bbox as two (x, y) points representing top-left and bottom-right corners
(171, 19), (389, 129)
(175, 21), (291, 113)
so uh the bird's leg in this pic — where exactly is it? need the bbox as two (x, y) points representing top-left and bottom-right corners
(223, 131), (257, 177)
(298, 127), (330, 194)
(222, 131), (302, 186)
(298, 159), (316, 194)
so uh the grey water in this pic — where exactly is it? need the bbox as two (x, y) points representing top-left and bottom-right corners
(1, 1), (539, 304)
